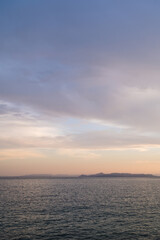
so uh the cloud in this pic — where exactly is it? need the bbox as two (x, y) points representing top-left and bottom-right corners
(1, 0), (160, 155)
(0, 127), (160, 152)
(1, 58), (160, 132)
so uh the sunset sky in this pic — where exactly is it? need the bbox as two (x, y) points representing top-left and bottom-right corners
(1, 0), (160, 176)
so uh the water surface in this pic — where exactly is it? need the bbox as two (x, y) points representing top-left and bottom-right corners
(0, 178), (160, 239)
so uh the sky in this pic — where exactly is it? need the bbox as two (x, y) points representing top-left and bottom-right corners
(1, 0), (160, 176)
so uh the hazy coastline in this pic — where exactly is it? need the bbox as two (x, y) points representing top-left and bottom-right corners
(0, 172), (159, 179)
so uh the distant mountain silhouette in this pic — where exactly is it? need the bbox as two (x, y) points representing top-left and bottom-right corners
(79, 173), (158, 178)
(0, 173), (159, 179)
(0, 174), (77, 179)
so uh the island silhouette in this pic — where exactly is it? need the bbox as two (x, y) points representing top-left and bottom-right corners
(0, 173), (159, 179)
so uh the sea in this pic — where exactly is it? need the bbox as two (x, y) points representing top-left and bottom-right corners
(0, 178), (160, 240)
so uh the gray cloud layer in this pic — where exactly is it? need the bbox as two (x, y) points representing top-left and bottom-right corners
(0, 128), (160, 151)
(1, 0), (160, 133)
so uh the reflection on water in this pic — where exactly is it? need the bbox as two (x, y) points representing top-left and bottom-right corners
(0, 178), (160, 239)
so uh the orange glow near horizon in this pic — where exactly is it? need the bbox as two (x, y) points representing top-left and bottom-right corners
(0, 148), (160, 176)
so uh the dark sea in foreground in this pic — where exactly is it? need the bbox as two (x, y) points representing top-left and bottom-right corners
(0, 178), (160, 240)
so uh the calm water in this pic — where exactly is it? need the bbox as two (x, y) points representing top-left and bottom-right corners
(0, 178), (160, 240)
